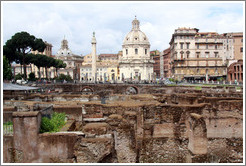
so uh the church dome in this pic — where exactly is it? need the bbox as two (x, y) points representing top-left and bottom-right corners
(56, 38), (73, 56)
(123, 17), (150, 46)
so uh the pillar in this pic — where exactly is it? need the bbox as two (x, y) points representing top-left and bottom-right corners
(12, 111), (41, 162)
(188, 113), (207, 155)
(91, 32), (97, 83)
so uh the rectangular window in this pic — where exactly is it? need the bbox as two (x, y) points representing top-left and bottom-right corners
(241, 39), (243, 42)
(205, 52), (209, 58)
(215, 45), (217, 49)
(180, 43), (183, 49)
(126, 49), (128, 55)
(240, 47), (243, 52)
(196, 52), (200, 58)
(206, 44), (208, 49)
(145, 49), (147, 54)
(214, 52), (218, 58)
(197, 44), (199, 49)
(187, 43), (190, 49)
(135, 48), (138, 54)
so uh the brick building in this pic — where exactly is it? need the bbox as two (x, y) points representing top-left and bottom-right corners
(227, 59), (243, 83)
(151, 50), (160, 79)
(163, 48), (171, 78)
(224, 32), (243, 61)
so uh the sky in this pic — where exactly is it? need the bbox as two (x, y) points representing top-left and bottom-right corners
(2, 1), (244, 56)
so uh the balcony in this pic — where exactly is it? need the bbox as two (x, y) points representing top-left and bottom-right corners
(174, 58), (185, 61)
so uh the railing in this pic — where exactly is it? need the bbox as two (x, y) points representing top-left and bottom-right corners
(40, 105), (53, 119)
(183, 80), (243, 86)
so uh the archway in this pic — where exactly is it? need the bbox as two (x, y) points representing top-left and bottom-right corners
(126, 86), (138, 94)
(81, 86), (94, 95)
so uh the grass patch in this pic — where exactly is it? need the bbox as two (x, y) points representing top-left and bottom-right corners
(166, 84), (177, 86)
(3, 122), (13, 134)
(4, 121), (13, 125)
(195, 86), (202, 90)
(40, 112), (66, 133)
(236, 87), (241, 90)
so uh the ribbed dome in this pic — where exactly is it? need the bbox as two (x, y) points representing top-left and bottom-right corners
(123, 17), (150, 46)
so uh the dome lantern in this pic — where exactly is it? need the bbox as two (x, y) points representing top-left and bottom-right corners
(132, 16), (140, 31)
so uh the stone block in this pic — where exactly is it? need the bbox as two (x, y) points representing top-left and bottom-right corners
(153, 123), (174, 138)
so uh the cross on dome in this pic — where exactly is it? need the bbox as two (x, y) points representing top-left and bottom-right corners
(132, 16), (140, 30)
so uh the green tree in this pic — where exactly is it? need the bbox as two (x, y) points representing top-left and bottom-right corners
(28, 72), (36, 81)
(44, 56), (56, 79)
(31, 54), (46, 79)
(56, 73), (72, 81)
(3, 32), (46, 80)
(54, 59), (66, 77)
(3, 56), (12, 80)
(14, 73), (24, 81)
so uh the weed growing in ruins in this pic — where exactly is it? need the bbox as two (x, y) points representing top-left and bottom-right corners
(40, 112), (66, 133)
(3, 121), (13, 134)
(195, 86), (202, 90)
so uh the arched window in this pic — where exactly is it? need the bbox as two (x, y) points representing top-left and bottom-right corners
(126, 49), (128, 55)
(135, 49), (138, 54)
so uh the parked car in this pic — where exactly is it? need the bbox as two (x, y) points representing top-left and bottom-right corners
(16, 79), (28, 85)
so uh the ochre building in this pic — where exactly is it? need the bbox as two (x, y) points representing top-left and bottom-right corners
(169, 27), (234, 81)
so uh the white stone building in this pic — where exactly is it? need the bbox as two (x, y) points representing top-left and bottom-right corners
(119, 17), (154, 82)
(55, 38), (84, 80)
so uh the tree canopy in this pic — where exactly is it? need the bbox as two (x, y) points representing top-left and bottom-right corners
(3, 56), (12, 80)
(3, 31), (46, 80)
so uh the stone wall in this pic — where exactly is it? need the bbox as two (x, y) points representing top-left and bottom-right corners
(4, 111), (83, 163)
(37, 133), (80, 163)
(3, 106), (16, 123)
(3, 85), (243, 163)
(3, 136), (13, 163)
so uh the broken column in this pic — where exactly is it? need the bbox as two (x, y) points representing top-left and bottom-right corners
(188, 113), (208, 155)
(12, 111), (41, 162)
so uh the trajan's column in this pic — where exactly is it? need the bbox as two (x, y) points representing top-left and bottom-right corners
(91, 32), (97, 82)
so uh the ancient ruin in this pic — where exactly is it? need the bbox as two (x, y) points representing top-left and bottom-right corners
(3, 83), (243, 163)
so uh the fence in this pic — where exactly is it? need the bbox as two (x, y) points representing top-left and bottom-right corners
(40, 105), (53, 119)
(3, 123), (13, 135)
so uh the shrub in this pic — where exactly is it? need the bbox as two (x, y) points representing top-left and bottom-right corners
(14, 73), (24, 81)
(28, 72), (36, 81)
(195, 86), (202, 90)
(55, 74), (72, 81)
(4, 121), (13, 125)
(169, 78), (175, 82)
(40, 112), (66, 133)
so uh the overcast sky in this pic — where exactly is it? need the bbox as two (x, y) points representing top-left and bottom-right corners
(2, 1), (244, 56)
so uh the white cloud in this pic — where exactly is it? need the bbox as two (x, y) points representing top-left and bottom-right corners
(2, 1), (244, 56)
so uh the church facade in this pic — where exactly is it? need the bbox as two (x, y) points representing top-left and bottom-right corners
(119, 17), (154, 82)
(55, 38), (84, 80)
